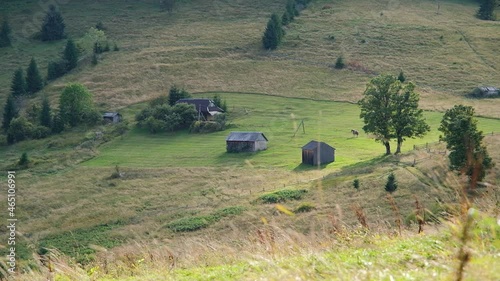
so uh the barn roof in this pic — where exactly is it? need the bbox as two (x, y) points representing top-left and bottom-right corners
(478, 86), (498, 92)
(302, 140), (335, 150)
(226, 132), (268, 142)
(176, 99), (224, 113)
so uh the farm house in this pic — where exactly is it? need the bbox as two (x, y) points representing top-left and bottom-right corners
(301, 140), (335, 166)
(226, 132), (268, 153)
(176, 98), (224, 120)
(103, 112), (122, 123)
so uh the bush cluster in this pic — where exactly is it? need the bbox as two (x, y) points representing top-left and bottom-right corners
(259, 189), (308, 203)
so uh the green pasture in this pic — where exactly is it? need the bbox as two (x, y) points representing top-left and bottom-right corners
(84, 93), (500, 170)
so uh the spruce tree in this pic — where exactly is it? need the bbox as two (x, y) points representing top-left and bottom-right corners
(11, 68), (27, 97)
(64, 39), (78, 71)
(477, 0), (497, 20)
(397, 70), (406, 83)
(282, 11), (291, 26)
(285, 0), (296, 21)
(0, 19), (12, 47)
(18, 152), (29, 167)
(385, 173), (398, 193)
(2, 94), (18, 132)
(262, 13), (283, 50)
(26, 58), (44, 94)
(40, 96), (52, 128)
(334, 56), (345, 69)
(41, 5), (66, 41)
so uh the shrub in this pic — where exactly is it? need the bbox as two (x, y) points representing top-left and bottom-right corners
(166, 216), (214, 232)
(213, 206), (245, 217)
(32, 126), (51, 139)
(334, 56), (345, 69)
(353, 178), (360, 190)
(47, 60), (68, 81)
(7, 117), (35, 144)
(18, 152), (29, 167)
(259, 189), (308, 203)
(398, 70), (406, 83)
(295, 202), (315, 213)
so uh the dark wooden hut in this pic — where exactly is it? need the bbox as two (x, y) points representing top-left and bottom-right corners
(226, 132), (268, 153)
(103, 112), (122, 123)
(301, 140), (335, 166)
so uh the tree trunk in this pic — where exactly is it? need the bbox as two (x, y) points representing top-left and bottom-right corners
(384, 141), (391, 155)
(395, 138), (402, 154)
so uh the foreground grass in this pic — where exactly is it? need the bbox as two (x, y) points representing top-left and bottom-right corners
(84, 93), (500, 169)
(18, 216), (500, 281)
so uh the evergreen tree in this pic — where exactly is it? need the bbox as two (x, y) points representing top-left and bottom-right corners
(51, 112), (64, 133)
(0, 19), (12, 47)
(397, 70), (406, 83)
(40, 96), (52, 128)
(64, 39), (78, 71)
(285, 0), (296, 21)
(385, 173), (398, 193)
(282, 11), (291, 26)
(168, 85), (191, 106)
(2, 94), (18, 132)
(262, 13), (283, 50)
(26, 58), (44, 94)
(40, 5), (66, 41)
(477, 0), (497, 20)
(11, 68), (27, 97)
(335, 56), (345, 69)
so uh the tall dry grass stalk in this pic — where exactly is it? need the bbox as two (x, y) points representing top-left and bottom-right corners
(386, 194), (402, 236)
(351, 204), (369, 230)
(413, 195), (425, 234)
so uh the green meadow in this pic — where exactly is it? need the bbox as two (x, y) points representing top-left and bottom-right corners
(85, 93), (500, 169)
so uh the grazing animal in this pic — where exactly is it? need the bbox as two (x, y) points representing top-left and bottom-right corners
(351, 129), (359, 137)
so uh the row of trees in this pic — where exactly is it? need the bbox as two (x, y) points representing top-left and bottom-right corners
(359, 74), (492, 182)
(262, 0), (312, 50)
(2, 83), (100, 144)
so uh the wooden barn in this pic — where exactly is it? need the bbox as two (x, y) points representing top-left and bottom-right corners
(103, 112), (122, 123)
(301, 140), (335, 166)
(176, 98), (224, 120)
(226, 132), (268, 153)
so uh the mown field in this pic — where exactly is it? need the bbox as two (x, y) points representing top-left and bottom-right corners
(85, 92), (500, 169)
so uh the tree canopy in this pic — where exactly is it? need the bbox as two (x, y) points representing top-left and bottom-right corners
(358, 74), (429, 155)
(59, 83), (100, 127)
(2, 94), (18, 132)
(262, 13), (283, 50)
(11, 68), (27, 97)
(477, 0), (497, 20)
(438, 105), (493, 185)
(168, 85), (191, 106)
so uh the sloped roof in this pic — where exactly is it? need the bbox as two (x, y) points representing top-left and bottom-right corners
(302, 140), (335, 150)
(226, 132), (268, 142)
(176, 99), (224, 113)
(478, 86), (498, 92)
(103, 112), (120, 117)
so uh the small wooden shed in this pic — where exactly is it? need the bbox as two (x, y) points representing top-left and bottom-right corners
(226, 132), (268, 153)
(103, 112), (122, 123)
(301, 140), (335, 166)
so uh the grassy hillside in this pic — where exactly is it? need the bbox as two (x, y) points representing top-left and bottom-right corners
(1, 0), (500, 115)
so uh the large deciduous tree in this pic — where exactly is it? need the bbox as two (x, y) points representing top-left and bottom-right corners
(438, 105), (493, 185)
(392, 82), (430, 154)
(59, 83), (100, 127)
(26, 58), (44, 94)
(41, 5), (66, 41)
(358, 74), (429, 155)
